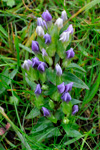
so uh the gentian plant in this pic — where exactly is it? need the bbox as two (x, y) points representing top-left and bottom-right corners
(22, 10), (88, 140)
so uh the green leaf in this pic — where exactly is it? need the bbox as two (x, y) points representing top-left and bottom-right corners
(62, 72), (89, 89)
(63, 134), (85, 146)
(25, 76), (36, 90)
(31, 127), (61, 142)
(35, 95), (44, 109)
(37, 37), (46, 49)
(0, 144), (6, 150)
(84, 0), (100, 12)
(0, 24), (8, 38)
(0, 68), (17, 94)
(26, 107), (40, 119)
(14, 35), (20, 68)
(46, 68), (56, 84)
(71, 98), (82, 105)
(83, 72), (100, 106)
(19, 43), (34, 54)
(46, 43), (56, 57)
(48, 114), (57, 123)
(67, 63), (86, 72)
(44, 84), (56, 96)
(61, 101), (72, 115)
(57, 41), (65, 59)
(37, 127), (60, 142)
(9, 96), (19, 105)
(31, 117), (52, 134)
(63, 124), (82, 137)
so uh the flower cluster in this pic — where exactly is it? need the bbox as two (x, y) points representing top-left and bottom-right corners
(22, 9), (79, 124)
(57, 82), (78, 115)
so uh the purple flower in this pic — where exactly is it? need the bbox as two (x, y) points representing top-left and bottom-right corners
(61, 10), (67, 22)
(37, 17), (47, 29)
(32, 41), (40, 53)
(22, 59), (32, 70)
(43, 20), (47, 29)
(37, 62), (47, 72)
(65, 82), (73, 92)
(66, 48), (75, 59)
(31, 57), (40, 68)
(42, 107), (50, 116)
(35, 84), (41, 95)
(55, 64), (62, 76)
(37, 17), (44, 26)
(27, 59), (32, 66)
(61, 92), (71, 102)
(57, 82), (65, 94)
(42, 10), (52, 22)
(66, 24), (74, 34)
(42, 48), (48, 57)
(44, 33), (51, 44)
(72, 105), (78, 115)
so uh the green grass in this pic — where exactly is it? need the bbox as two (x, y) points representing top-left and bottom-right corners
(0, 0), (100, 149)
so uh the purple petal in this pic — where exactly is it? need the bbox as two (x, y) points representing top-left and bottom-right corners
(42, 10), (52, 22)
(44, 33), (51, 44)
(35, 84), (41, 95)
(42, 107), (50, 116)
(72, 105), (78, 115)
(66, 48), (75, 59)
(61, 92), (71, 102)
(37, 62), (47, 72)
(31, 57), (40, 68)
(66, 24), (74, 34)
(57, 82), (65, 94)
(32, 41), (40, 53)
(65, 82), (73, 92)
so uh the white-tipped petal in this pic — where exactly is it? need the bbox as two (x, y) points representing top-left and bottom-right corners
(55, 18), (63, 28)
(36, 26), (44, 37)
(59, 32), (70, 42)
(55, 63), (62, 76)
(22, 60), (32, 70)
(61, 10), (67, 22)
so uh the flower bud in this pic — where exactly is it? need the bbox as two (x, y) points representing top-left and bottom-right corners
(65, 24), (74, 34)
(66, 48), (75, 59)
(55, 18), (63, 28)
(36, 26), (44, 37)
(57, 82), (65, 94)
(43, 21), (48, 29)
(31, 57), (40, 68)
(55, 64), (62, 76)
(61, 92), (71, 102)
(42, 48), (48, 57)
(72, 105), (78, 115)
(37, 62), (47, 72)
(63, 117), (69, 124)
(42, 107), (50, 116)
(37, 17), (44, 26)
(61, 10), (67, 22)
(32, 41), (40, 53)
(59, 31), (70, 42)
(21, 59), (32, 70)
(44, 33), (51, 44)
(35, 84), (41, 95)
(42, 10), (52, 22)
(65, 82), (73, 92)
